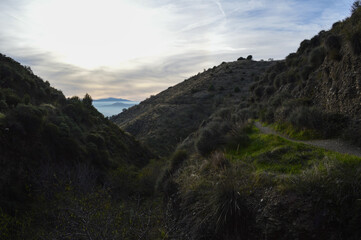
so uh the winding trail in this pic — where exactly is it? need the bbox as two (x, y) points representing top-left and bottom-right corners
(254, 122), (361, 157)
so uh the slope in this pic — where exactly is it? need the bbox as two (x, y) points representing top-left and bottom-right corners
(0, 53), (156, 238)
(249, 6), (361, 145)
(111, 59), (275, 156)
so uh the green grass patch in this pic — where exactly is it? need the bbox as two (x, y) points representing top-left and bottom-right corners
(270, 122), (321, 140)
(226, 125), (361, 175)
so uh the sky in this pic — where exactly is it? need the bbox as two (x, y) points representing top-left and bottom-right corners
(0, 0), (356, 101)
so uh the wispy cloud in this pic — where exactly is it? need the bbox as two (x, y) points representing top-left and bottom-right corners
(0, 0), (356, 100)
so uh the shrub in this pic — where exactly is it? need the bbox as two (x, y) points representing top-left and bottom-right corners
(208, 85), (215, 91)
(326, 35), (342, 60)
(209, 151), (229, 171)
(246, 55), (253, 60)
(297, 39), (311, 54)
(326, 35), (342, 50)
(260, 107), (275, 123)
(224, 122), (251, 149)
(309, 47), (326, 69)
(210, 180), (251, 238)
(342, 118), (361, 146)
(273, 75), (282, 88)
(301, 65), (313, 80)
(287, 106), (323, 130)
(265, 86), (275, 95)
(169, 150), (188, 173)
(196, 127), (222, 156)
(195, 121), (231, 156)
(254, 86), (264, 98)
(234, 86), (240, 93)
(310, 35), (321, 48)
(352, 0), (361, 13)
(285, 53), (298, 66)
(349, 30), (361, 55)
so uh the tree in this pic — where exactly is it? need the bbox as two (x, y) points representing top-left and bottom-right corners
(246, 55), (253, 60)
(82, 93), (92, 107)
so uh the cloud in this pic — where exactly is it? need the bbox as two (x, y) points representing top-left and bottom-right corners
(0, 0), (356, 100)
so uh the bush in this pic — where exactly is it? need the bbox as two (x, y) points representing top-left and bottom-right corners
(208, 85), (215, 91)
(326, 35), (342, 60)
(287, 106), (323, 130)
(301, 65), (313, 80)
(209, 151), (230, 171)
(234, 86), (240, 93)
(169, 150), (188, 173)
(196, 127), (222, 156)
(210, 180), (251, 238)
(254, 86), (264, 98)
(352, 0), (361, 13)
(342, 118), (361, 146)
(350, 30), (361, 55)
(297, 39), (311, 54)
(285, 53), (298, 66)
(246, 55), (253, 60)
(326, 35), (342, 50)
(309, 47), (326, 69)
(224, 121), (251, 149)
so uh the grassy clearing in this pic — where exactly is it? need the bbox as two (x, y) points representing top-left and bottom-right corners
(227, 125), (361, 174)
(270, 121), (321, 140)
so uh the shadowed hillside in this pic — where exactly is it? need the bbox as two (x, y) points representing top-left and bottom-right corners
(249, 5), (361, 144)
(0, 53), (163, 239)
(111, 59), (276, 156)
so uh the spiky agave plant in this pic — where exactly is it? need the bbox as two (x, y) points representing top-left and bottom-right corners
(210, 179), (252, 239)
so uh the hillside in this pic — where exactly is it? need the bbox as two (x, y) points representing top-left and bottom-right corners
(1, 3), (361, 240)
(110, 5), (361, 240)
(249, 5), (361, 144)
(0, 53), (160, 239)
(111, 59), (275, 156)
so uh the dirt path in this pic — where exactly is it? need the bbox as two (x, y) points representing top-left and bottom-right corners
(254, 122), (361, 157)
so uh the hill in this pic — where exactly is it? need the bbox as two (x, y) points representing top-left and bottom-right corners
(0, 53), (159, 239)
(111, 4), (361, 240)
(111, 59), (276, 156)
(249, 5), (361, 144)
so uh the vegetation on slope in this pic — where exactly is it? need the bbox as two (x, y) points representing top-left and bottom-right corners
(0, 53), (166, 239)
(157, 115), (361, 239)
(249, 5), (361, 145)
(142, 4), (361, 239)
(111, 59), (276, 156)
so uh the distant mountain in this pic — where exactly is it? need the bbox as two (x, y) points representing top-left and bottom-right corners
(94, 97), (132, 102)
(105, 102), (134, 107)
(92, 98), (139, 117)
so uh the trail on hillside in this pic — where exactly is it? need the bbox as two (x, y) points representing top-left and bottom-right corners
(254, 122), (361, 157)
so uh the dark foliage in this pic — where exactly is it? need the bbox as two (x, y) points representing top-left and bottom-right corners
(0, 54), (155, 234)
